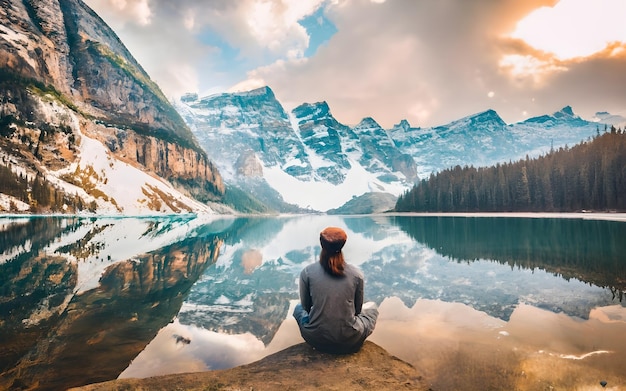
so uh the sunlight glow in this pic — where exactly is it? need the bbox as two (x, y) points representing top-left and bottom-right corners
(498, 54), (567, 85)
(511, 0), (626, 60)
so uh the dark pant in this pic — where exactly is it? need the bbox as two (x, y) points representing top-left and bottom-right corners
(293, 303), (310, 325)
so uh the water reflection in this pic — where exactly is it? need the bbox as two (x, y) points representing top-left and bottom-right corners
(0, 216), (227, 391)
(371, 298), (626, 390)
(1, 214), (625, 390)
(392, 215), (626, 297)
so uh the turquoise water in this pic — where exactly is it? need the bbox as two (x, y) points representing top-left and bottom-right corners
(1, 214), (625, 390)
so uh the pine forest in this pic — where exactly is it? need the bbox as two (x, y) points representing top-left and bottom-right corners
(395, 126), (626, 212)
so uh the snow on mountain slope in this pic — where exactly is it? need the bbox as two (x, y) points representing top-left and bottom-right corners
(351, 117), (417, 182)
(389, 109), (512, 178)
(28, 103), (215, 215)
(390, 107), (599, 179)
(177, 87), (311, 181)
(55, 127), (212, 215)
(0, 0), (224, 215)
(263, 160), (406, 211)
(510, 106), (601, 157)
(291, 102), (352, 185)
(178, 86), (606, 213)
(178, 87), (414, 212)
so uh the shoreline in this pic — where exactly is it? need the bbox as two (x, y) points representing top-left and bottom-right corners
(2, 211), (626, 223)
(382, 211), (626, 222)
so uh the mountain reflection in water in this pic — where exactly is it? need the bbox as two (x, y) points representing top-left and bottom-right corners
(1, 214), (625, 390)
(0, 216), (226, 390)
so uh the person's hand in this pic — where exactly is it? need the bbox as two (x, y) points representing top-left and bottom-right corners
(362, 301), (378, 310)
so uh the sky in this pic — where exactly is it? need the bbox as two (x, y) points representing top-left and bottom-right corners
(83, 0), (626, 128)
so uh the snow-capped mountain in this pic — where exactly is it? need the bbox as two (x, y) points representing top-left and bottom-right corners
(390, 109), (511, 177)
(291, 101), (353, 185)
(0, 0), (225, 215)
(178, 87), (413, 212)
(507, 105), (600, 159)
(352, 117), (417, 182)
(179, 87), (603, 213)
(178, 87), (311, 181)
(391, 106), (605, 179)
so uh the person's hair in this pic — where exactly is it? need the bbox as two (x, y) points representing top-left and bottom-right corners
(319, 247), (345, 277)
(319, 227), (347, 277)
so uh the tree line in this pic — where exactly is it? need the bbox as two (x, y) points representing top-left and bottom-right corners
(0, 163), (95, 213)
(395, 126), (626, 212)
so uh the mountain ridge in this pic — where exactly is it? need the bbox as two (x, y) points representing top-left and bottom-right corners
(179, 86), (604, 213)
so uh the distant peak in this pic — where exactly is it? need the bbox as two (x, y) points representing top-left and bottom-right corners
(559, 105), (574, 116)
(199, 86), (275, 102)
(244, 86), (274, 97)
(437, 109), (507, 131)
(292, 101), (332, 122)
(393, 119), (411, 130)
(296, 101), (330, 111)
(467, 109), (505, 125)
(221, 85), (274, 99)
(553, 105), (578, 119)
(180, 92), (198, 103)
(357, 117), (381, 128)
(476, 109), (498, 118)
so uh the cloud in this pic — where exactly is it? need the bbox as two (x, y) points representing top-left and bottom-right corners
(498, 54), (568, 86)
(85, 0), (328, 97)
(511, 0), (626, 60)
(221, 0), (324, 59)
(237, 0), (563, 127)
(495, 0), (626, 91)
(85, 0), (626, 127)
(531, 48), (626, 120)
(242, 0), (626, 127)
(495, 0), (626, 120)
(88, 0), (152, 26)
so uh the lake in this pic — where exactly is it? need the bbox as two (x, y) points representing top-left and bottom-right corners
(1, 213), (625, 390)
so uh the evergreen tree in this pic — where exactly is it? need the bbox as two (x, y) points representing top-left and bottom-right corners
(395, 130), (626, 212)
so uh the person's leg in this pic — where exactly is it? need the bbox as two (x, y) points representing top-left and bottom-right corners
(292, 303), (310, 326)
(358, 303), (379, 336)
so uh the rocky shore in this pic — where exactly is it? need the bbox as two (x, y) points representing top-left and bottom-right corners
(70, 341), (431, 390)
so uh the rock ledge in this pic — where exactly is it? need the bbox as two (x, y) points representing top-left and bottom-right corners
(71, 341), (431, 390)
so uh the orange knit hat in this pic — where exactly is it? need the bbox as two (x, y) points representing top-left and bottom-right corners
(320, 227), (347, 254)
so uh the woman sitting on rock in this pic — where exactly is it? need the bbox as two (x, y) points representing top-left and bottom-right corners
(293, 227), (379, 354)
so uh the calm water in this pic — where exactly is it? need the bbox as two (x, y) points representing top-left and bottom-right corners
(1, 214), (625, 390)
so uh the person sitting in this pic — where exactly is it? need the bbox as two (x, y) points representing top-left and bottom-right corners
(293, 227), (379, 354)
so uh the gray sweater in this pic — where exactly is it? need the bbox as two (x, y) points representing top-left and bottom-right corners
(296, 262), (378, 353)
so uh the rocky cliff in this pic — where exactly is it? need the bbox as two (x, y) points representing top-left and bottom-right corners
(0, 0), (224, 213)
